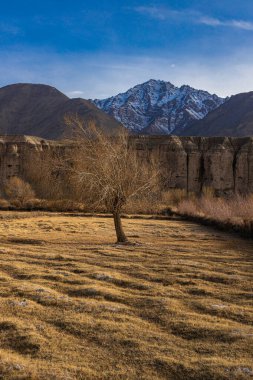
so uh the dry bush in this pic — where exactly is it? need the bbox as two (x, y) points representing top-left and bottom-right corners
(201, 186), (215, 198)
(12, 198), (86, 212)
(4, 177), (35, 206)
(229, 194), (253, 220)
(38, 199), (86, 212)
(0, 198), (10, 209)
(21, 198), (43, 210)
(23, 149), (73, 201)
(177, 191), (253, 232)
(177, 199), (198, 215)
(124, 193), (163, 214)
(162, 188), (188, 207)
(199, 195), (253, 222)
(199, 198), (232, 221)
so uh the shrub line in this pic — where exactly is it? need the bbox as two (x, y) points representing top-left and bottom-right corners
(168, 207), (253, 239)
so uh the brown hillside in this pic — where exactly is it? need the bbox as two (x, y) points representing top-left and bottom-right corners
(180, 92), (253, 137)
(0, 83), (122, 139)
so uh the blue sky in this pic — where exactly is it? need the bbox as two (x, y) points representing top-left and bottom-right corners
(1, 0), (253, 98)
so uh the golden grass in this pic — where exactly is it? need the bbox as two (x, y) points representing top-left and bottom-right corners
(177, 194), (253, 236)
(0, 212), (252, 379)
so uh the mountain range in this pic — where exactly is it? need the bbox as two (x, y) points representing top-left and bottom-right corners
(92, 79), (225, 135)
(180, 91), (253, 137)
(0, 81), (252, 139)
(0, 83), (121, 139)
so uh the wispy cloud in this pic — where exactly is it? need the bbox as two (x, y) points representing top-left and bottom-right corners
(134, 6), (253, 31)
(67, 90), (84, 97)
(199, 16), (253, 30)
(198, 17), (222, 27)
(134, 6), (181, 21)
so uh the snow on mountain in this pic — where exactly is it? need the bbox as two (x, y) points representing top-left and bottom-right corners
(92, 79), (226, 135)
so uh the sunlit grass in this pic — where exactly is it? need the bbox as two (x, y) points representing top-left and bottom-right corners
(0, 212), (252, 379)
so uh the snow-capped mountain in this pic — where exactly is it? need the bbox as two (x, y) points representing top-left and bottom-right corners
(92, 79), (226, 135)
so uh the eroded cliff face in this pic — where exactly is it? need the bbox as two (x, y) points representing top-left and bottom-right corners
(134, 136), (253, 195)
(0, 135), (252, 195)
(0, 136), (53, 187)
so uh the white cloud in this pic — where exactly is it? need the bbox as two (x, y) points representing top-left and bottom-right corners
(198, 17), (222, 27)
(134, 6), (253, 31)
(199, 16), (253, 30)
(67, 90), (84, 97)
(134, 6), (180, 20)
(229, 20), (253, 30)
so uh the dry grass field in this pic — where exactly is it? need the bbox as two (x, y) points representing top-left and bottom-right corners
(0, 212), (252, 380)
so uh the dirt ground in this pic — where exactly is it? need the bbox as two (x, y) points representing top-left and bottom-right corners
(0, 212), (252, 380)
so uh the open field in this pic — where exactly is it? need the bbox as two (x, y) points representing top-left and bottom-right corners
(0, 212), (252, 379)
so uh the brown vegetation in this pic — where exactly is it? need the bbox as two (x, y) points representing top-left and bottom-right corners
(0, 212), (252, 379)
(4, 177), (35, 207)
(61, 118), (159, 243)
(175, 190), (253, 236)
(23, 149), (73, 201)
(177, 192), (253, 222)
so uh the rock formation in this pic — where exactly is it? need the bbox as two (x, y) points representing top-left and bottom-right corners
(0, 135), (252, 195)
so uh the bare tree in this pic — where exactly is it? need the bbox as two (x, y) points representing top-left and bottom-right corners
(64, 116), (159, 243)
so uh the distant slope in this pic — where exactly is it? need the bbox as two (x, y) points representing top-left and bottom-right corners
(92, 79), (225, 135)
(0, 83), (122, 139)
(180, 92), (253, 137)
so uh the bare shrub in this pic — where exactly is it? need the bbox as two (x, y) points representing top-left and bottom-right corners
(125, 193), (163, 215)
(212, 199), (233, 221)
(229, 194), (253, 220)
(23, 149), (71, 201)
(37, 199), (86, 212)
(0, 199), (10, 209)
(201, 186), (215, 199)
(177, 199), (198, 215)
(199, 195), (253, 222)
(4, 177), (35, 206)
(199, 198), (229, 220)
(21, 198), (42, 210)
(177, 190), (253, 232)
(162, 189), (187, 207)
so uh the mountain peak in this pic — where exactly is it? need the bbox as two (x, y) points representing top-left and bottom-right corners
(144, 78), (172, 85)
(140, 79), (175, 89)
(93, 80), (225, 135)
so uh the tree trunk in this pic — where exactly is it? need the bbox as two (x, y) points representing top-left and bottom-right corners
(113, 211), (128, 243)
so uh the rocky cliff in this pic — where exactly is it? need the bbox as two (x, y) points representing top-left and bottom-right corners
(134, 136), (253, 195)
(0, 135), (252, 195)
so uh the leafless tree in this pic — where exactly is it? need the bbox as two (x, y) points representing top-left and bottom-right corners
(64, 116), (160, 243)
